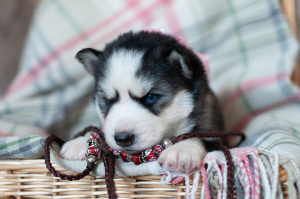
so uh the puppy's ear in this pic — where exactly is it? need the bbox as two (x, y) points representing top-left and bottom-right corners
(168, 50), (193, 79)
(75, 48), (103, 76)
(160, 45), (206, 80)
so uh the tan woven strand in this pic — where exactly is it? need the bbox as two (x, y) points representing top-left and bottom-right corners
(0, 160), (288, 198)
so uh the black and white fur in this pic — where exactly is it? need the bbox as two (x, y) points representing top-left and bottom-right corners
(61, 31), (224, 173)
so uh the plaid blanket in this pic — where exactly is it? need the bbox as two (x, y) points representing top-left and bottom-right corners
(0, 0), (300, 198)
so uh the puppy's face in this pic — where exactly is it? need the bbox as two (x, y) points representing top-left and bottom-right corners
(76, 32), (207, 152)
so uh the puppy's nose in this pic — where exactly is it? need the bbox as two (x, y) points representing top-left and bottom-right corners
(114, 132), (135, 147)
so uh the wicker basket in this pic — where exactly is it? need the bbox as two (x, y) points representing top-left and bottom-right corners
(0, 160), (288, 198)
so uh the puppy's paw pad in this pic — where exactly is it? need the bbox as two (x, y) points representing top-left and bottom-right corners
(60, 136), (87, 160)
(158, 142), (205, 173)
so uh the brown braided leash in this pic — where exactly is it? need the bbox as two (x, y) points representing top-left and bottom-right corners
(44, 126), (245, 199)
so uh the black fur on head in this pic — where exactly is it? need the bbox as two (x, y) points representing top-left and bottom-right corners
(75, 31), (208, 86)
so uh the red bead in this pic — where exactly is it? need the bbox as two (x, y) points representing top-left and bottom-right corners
(132, 155), (141, 165)
(88, 147), (100, 156)
(90, 133), (100, 140)
(145, 149), (156, 162)
(153, 145), (163, 156)
(120, 152), (128, 162)
(89, 147), (95, 153)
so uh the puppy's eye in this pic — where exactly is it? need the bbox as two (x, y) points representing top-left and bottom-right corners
(145, 94), (158, 103)
(106, 99), (114, 105)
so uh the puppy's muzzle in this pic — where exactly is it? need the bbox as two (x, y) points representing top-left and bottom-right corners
(114, 132), (135, 147)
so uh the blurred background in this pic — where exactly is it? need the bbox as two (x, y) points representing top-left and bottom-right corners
(0, 0), (37, 96)
(0, 0), (299, 97)
(0, 0), (299, 139)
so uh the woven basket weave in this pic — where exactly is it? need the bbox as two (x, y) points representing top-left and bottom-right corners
(0, 160), (288, 198)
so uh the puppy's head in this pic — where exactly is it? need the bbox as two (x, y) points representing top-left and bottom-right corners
(76, 31), (208, 152)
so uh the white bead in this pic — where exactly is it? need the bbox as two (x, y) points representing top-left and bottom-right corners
(127, 154), (132, 162)
(87, 154), (97, 163)
(162, 139), (173, 149)
(88, 139), (99, 148)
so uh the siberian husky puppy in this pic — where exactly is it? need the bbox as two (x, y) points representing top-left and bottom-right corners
(61, 31), (224, 173)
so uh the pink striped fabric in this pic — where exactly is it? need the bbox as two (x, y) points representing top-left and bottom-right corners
(200, 162), (211, 199)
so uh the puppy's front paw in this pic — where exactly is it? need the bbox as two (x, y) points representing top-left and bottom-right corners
(158, 139), (206, 173)
(60, 136), (87, 160)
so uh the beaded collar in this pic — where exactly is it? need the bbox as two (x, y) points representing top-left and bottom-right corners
(45, 126), (245, 199)
(86, 132), (173, 165)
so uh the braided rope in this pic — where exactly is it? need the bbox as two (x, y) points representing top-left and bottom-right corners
(44, 135), (95, 181)
(170, 131), (245, 146)
(44, 131), (116, 199)
(221, 146), (235, 199)
(75, 126), (105, 138)
(44, 126), (245, 199)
